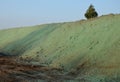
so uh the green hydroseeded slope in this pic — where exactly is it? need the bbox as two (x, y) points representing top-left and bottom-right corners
(0, 14), (120, 81)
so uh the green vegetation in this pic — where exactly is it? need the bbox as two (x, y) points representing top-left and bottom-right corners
(85, 4), (98, 19)
(0, 14), (120, 81)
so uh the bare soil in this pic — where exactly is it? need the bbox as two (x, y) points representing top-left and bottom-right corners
(0, 56), (73, 82)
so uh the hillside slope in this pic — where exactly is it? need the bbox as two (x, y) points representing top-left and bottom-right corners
(0, 14), (120, 81)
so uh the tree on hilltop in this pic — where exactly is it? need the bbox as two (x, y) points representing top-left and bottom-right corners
(85, 4), (98, 19)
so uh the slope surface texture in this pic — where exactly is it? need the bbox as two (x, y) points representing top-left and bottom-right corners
(0, 14), (120, 81)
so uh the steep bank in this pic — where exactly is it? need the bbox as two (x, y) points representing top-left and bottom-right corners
(0, 14), (120, 81)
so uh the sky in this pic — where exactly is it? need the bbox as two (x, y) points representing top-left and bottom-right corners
(0, 0), (120, 29)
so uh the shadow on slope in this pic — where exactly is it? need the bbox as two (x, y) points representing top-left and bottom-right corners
(1, 24), (60, 56)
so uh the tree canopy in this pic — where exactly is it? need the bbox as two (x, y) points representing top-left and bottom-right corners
(85, 4), (98, 19)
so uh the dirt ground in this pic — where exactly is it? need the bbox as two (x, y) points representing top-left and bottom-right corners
(0, 55), (74, 82)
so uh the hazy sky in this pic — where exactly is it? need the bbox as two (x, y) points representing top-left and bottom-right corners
(0, 0), (120, 29)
